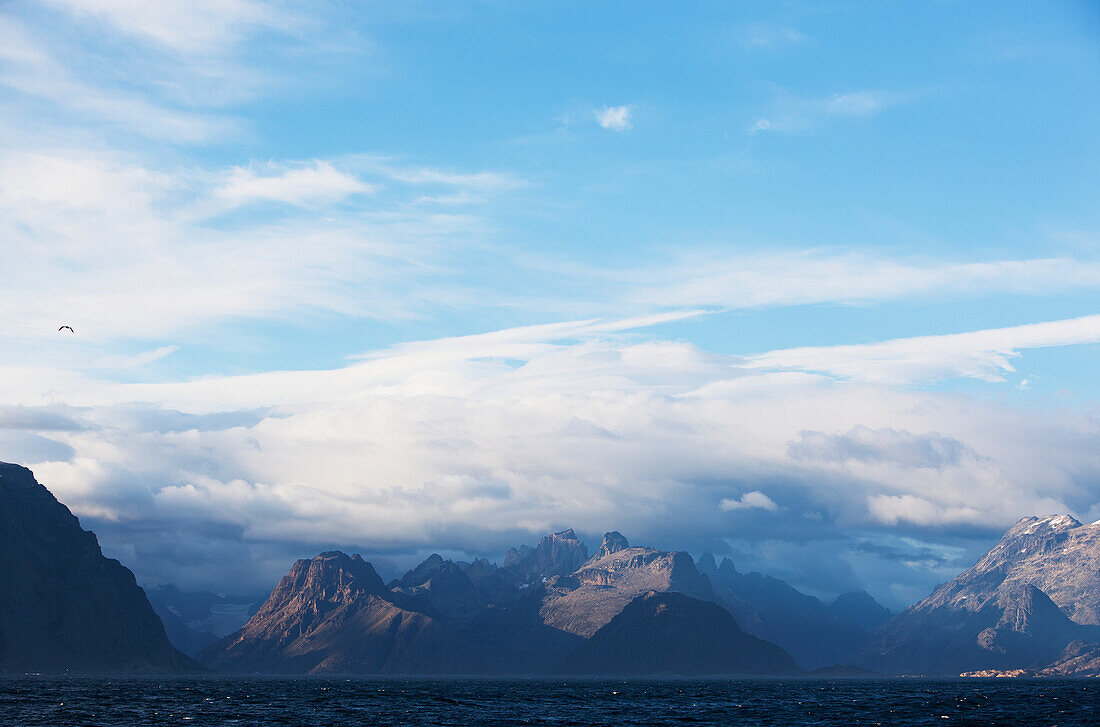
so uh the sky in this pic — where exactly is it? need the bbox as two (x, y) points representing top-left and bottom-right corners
(0, 0), (1098, 609)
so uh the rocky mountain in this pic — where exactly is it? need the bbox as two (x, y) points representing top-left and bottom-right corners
(856, 515), (1100, 675)
(540, 532), (717, 638)
(961, 515), (1100, 625)
(0, 462), (199, 673)
(202, 551), (467, 674)
(557, 591), (801, 676)
(697, 553), (889, 669)
(146, 585), (263, 657)
(202, 529), (794, 674)
(1039, 640), (1100, 677)
(508, 529), (590, 581)
(389, 554), (489, 621)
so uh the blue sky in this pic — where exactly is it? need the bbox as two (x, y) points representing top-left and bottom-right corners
(0, 0), (1098, 607)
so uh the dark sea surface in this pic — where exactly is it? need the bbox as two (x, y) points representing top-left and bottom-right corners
(0, 676), (1097, 726)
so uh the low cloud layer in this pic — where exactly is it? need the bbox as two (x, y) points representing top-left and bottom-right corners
(3, 317), (1097, 607)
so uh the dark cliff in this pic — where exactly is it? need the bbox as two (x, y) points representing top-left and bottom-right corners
(0, 462), (199, 673)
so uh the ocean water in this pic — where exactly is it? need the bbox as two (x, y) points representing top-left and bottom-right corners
(1, 676), (1097, 726)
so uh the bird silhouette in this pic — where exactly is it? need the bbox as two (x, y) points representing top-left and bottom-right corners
(58, 325), (74, 333)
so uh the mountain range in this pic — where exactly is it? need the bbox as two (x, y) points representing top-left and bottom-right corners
(3, 460), (1100, 677)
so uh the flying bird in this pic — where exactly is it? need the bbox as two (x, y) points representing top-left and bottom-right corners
(58, 325), (74, 333)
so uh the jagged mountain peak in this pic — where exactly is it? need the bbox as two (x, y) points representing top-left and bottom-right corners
(503, 544), (534, 567)
(696, 552), (718, 576)
(595, 531), (630, 559)
(275, 550), (384, 604)
(953, 513), (1100, 626)
(1006, 514), (1084, 537)
(400, 553), (449, 587)
(541, 544), (717, 638)
(510, 528), (589, 580)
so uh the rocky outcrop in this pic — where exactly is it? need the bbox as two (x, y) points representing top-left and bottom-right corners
(557, 591), (801, 676)
(540, 545), (717, 638)
(509, 529), (589, 581)
(1039, 640), (1100, 677)
(698, 554), (887, 669)
(855, 516), (1100, 675)
(0, 462), (199, 673)
(594, 531), (630, 559)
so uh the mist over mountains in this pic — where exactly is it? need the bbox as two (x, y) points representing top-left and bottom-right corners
(4, 461), (1100, 677)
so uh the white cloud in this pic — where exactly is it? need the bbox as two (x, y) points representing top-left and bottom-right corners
(0, 17), (233, 143)
(824, 91), (886, 117)
(0, 150), (511, 342)
(595, 105), (633, 131)
(734, 23), (804, 50)
(747, 314), (1100, 384)
(41, 0), (289, 54)
(720, 491), (780, 512)
(95, 346), (180, 371)
(631, 252), (1100, 310)
(4, 315), (1097, 596)
(214, 161), (375, 207)
(749, 89), (906, 134)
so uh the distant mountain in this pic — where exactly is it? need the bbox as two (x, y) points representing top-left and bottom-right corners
(540, 532), (717, 638)
(203, 549), (582, 674)
(201, 529), (790, 674)
(146, 584), (262, 657)
(389, 553), (489, 621)
(697, 553), (888, 669)
(557, 591), (801, 676)
(830, 590), (892, 632)
(0, 462), (199, 673)
(856, 515), (1100, 675)
(509, 529), (590, 581)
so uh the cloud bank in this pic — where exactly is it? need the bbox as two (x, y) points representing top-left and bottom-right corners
(4, 316), (1098, 607)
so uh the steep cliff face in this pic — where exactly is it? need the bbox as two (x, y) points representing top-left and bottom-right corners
(510, 529), (589, 581)
(557, 591), (801, 676)
(856, 515), (1100, 675)
(0, 462), (198, 673)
